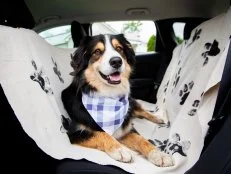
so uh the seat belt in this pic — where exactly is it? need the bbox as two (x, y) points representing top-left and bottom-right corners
(203, 36), (231, 151)
(149, 54), (169, 102)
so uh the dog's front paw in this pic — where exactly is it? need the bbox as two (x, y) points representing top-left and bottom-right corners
(107, 147), (133, 163)
(148, 150), (174, 167)
(158, 120), (170, 128)
(156, 118), (165, 124)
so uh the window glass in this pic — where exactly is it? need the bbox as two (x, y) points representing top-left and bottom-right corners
(92, 21), (156, 54)
(173, 22), (185, 44)
(39, 25), (73, 48)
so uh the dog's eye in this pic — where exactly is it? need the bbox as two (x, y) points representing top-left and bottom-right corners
(93, 49), (103, 56)
(116, 46), (123, 53)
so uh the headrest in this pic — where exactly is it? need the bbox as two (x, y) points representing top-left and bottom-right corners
(183, 20), (204, 40)
(71, 21), (87, 47)
(184, 18), (208, 40)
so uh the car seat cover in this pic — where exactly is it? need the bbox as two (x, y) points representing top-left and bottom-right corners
(0, 7), (231, 174)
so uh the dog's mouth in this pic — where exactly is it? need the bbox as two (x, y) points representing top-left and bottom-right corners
(99, 71), (121, 85)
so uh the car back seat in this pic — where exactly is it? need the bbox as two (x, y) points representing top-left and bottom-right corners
(0, 7), (231, 174)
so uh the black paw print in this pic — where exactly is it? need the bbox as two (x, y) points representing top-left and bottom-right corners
(30, 60), (53, 95)
(192, 100), (200, 107)
(163, 81), (169, 103)
(164, 81), (169, 93)
(192, 29), (202, 42)
(173, 68), (181, 88)
(201, 40), (220, 66)
(188, 99), (200, 116)
(148, 139), (168, 152)
(187, 28), (202, 47)
(51, 57), (64, 83)
(154, 105), (159, 112)
(166, 133), (191, 156)
(179, 81), (194, 105)
(149, 133), (191, 157)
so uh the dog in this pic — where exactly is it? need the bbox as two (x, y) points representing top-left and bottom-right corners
(61, 34), (174, 167)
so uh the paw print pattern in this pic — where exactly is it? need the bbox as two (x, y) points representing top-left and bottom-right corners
(187, 28), (202, 47)
(188, 100), (200, 116)
(30, 60), (54, 95)
(51, 57), (64, 83)
(173, 68), (181, 88)
(163, 81), (169, 103)
(192, 100), (200, 107)
(149, 139), (169, 152)
(149, 133), (191, 157)
(154, 105), (159, 112)
(201, 40), (220, 66)
(192, 29), (202, 42)
(149, 105), (159, 114)
(179, 81), (194, 105)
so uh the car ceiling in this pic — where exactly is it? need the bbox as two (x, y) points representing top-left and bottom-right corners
(25, 0), (229, 22)
(1, 0), (230, 30)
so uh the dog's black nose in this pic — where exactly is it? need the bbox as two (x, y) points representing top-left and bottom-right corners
(109, 57), (122, 69)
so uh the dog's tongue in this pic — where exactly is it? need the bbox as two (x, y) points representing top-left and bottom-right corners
(109, 72), (121, 82)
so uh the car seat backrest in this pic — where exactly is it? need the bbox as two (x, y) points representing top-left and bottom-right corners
(0, 25), (76, 146)
(156, 7), (231, 119)
(145, 7), (231, 160)
(183, 20), (205, 40)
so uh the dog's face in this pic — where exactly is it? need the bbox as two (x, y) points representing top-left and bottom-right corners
(71, 34), (135, 97)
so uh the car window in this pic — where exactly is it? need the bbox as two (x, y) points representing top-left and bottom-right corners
(39, 25), (74, 48)
(92, 21), (156, 54)
(173, 22), (185, 44)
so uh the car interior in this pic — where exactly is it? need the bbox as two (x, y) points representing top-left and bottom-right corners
(0, 0), (231, 174)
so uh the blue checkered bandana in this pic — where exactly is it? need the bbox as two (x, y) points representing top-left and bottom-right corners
(82, 92), (129, 135)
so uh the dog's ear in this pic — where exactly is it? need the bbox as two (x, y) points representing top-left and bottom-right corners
(70, 36), (92, 76)
(116, 34), (136, 66)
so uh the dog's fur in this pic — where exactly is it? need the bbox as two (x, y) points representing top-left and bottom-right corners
(61, 34), (174, 167)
